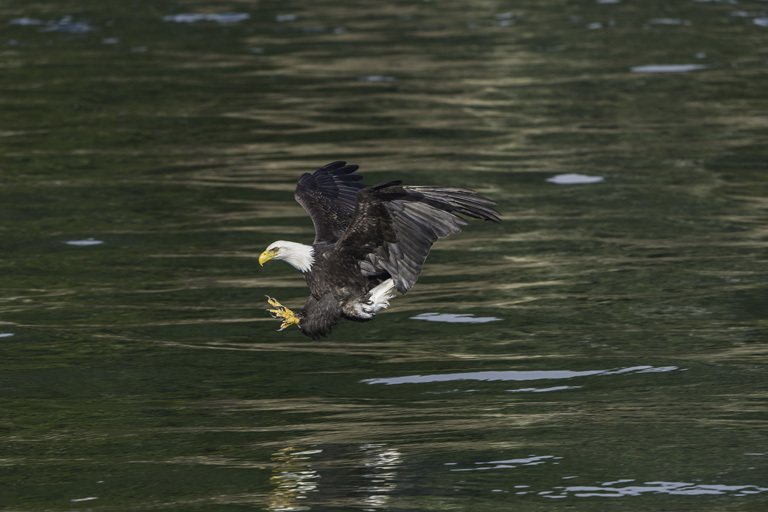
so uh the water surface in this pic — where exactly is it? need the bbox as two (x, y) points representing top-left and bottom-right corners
(2, 0), (767, 510)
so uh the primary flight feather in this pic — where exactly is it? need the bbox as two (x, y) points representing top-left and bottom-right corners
(259, 161), (500, 339)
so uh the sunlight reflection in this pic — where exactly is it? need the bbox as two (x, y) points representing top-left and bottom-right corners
(269, 447), (321, 511)
(162, 13), (250, 24)
(64, 238), (104, 246)
(546, 173), (604, 184)
(362, 366), (680, 385)
(631, 64), (708, 73)
(508, 385), (582, 393)
(268, 444), (402, 511)
(11, 16), (93, 33)
(447, 456), (768, 498)
(410, 312), (502, 323)
(448, 454), (563, 472)
(543, 480), (768, 498)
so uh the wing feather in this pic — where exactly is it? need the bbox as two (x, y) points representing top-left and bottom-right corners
(294, 161), (366, 244)
(338, 183), (500, 293)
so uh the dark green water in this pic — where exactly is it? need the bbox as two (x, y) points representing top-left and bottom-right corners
(2, 1), (768, 510)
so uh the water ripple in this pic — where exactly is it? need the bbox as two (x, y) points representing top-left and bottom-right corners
(546, 173), (605, 184)
(545, 480), (768, 498)
(448, 454), (562, 472)
(10, 16), (93, 33)
(410, 312), (502, 323)
(362, 366), (680, 385)
(631, 64), (708, 73)
(162, 13), (250, 24)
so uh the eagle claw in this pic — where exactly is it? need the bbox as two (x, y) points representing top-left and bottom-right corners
(265, 295), (300, 331)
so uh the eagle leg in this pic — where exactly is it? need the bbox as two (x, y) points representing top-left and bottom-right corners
(265, 295), (300, 331)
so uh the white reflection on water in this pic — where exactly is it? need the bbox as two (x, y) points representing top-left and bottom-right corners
(410, 312), (502, 323)
(546, 173), (605, 184)
(10, 16), (93, 33)
(648, 18), (688, 25)
(543, 480), (768, 498)
(39, 17), (92, 33)
(631, 64), (708, 73)
(445, 454), (768, 498)
(269, 447), (321, 511)
(448, 455), (563, 472)
(9, 18), (45, 25)
(359, 444), (402, 510)
(359, 75), (396, 82)
(269, 444), (402, 511)
(508, 385), (582, 393)
(362, 365), (680, 385)
(162, 13), (250, 24)
(64, 238), (104, 246)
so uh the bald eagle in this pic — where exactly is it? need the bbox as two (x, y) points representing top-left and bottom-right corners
(259, 161), (500, 339)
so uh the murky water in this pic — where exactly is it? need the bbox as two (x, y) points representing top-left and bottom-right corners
(2, 1), (768, 510)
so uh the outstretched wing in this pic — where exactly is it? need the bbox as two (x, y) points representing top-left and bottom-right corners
(294, 161), (367, 245)
(337, 182), (500, 294)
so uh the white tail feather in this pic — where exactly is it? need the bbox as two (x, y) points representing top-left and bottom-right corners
(354, 279), (397, 319)
(367, 278), (396, 312)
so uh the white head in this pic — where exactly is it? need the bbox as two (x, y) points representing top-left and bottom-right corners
(259, 240), (315, 273)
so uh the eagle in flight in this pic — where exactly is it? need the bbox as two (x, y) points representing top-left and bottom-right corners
(258, 161), (500, 339)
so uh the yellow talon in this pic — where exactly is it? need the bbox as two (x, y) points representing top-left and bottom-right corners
(265, 295), (300, 331)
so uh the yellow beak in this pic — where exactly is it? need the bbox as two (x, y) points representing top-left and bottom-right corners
(259, 248), (278, 266)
